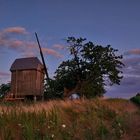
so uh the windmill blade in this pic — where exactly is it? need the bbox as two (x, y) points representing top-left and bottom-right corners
(35, 32), (50, 81)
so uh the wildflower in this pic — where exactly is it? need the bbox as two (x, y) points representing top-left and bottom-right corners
(118, 123), (121, 127)
(48, 126), (50, 129)
(119, 129), (124, 137)
(18, 123), (22, 127)
(51, 134), (54, 138)
(62, 124), (66, 128)
(120, 129), (123, 134)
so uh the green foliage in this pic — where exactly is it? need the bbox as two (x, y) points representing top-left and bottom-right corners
(0, 83), (11, 98)
(80, 81), (105, 98)
(97, 122), (109, 139)
(130, 93), (140, 105)
(84, 128), (95, 140)
(44, 79), (63, 100)
(55, 37), (124, 98)
(112, 116), (125, 138)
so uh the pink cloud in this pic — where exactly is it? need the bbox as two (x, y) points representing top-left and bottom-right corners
(42, 48), (63, 58)
(0, 37), (6, 46)
(0, 27), (63, 58)
(123, 57), (140, 68)
(3, 27), (28, 34)
(9, 40), (24, 48)
(0, 27), (36, 53)
(0, 27), (27, 51)
(124, 49), (140, 55)
(53, 44), (64, 50)
(25, 42), (37, 49)
(123, 57), (140, 63)
(0, 39), (25, 52)
(0, 72), (10, 77)
(22, 52), (36, 57)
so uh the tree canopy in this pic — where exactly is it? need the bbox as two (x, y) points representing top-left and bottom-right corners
(53, 37), (124, 98)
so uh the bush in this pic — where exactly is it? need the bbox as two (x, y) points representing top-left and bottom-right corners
(130, 94), (140, 105)
(0, 83), (11, 98)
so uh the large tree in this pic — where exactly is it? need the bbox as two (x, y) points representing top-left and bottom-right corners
(55, 37), (124, 98)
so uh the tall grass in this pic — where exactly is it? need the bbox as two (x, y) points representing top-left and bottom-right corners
(0, 98), (139, 140)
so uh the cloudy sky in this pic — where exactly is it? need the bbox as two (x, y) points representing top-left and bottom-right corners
(0, 0), (140, 98)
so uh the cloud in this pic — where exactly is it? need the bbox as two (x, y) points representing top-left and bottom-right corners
(122, 57), (140, 76)
(3, 27), (28, 34)
(0, 72), (10, 77)
(8, 40), (25, 51)
(0, 38), (28, 53)
(53, 44), (64, 50)
(106, 70), (140, 98)
(106, 74), (140, 99)
(106, 55), (140, 98)
(0, 27), (28, 52)
(22, 52), (36, 57)
(122, 57), (140, 87)
(42, 48), (63, 58)
(124, 48), (140, 56)
(0, 72), (10, 84)
(10, 40), (24, 47)
(123, 57), (140, 65)
(0, 27), (63, 58)
(121, 75), (140, 86)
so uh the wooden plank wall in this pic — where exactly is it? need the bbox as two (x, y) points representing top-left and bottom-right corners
(11, 70), (44, 96)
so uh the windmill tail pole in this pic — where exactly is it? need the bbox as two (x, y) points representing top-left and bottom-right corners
(35, 32), (50, 82)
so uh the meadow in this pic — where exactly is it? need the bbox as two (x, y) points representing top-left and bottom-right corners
(0, 98), (139, 140)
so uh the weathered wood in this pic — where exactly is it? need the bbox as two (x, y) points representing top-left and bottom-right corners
(10, 57), (44, 97)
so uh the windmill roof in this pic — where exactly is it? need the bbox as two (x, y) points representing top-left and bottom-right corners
(10, 57), (44, 71)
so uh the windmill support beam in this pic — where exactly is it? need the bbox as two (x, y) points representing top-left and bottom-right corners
(35, 33), (50, 80)
(35, 32), (51, 88)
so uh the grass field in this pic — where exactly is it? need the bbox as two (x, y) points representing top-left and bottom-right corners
(0, 98), (139, 140)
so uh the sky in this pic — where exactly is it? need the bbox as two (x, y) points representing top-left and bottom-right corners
(0, 0), (140, 98)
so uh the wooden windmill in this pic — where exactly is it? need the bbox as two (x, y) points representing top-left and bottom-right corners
(9, 33), (51, 101)
(10, 57), (44, 100)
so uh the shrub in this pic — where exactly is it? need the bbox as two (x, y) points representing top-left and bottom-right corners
(130, 94), (140, 105)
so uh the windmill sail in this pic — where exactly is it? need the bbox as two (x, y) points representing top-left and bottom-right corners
(35, 32), (50, 83)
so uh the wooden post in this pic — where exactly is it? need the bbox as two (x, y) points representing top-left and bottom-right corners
(15, 70), (17, 98)
(34, 96), (37, 102)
